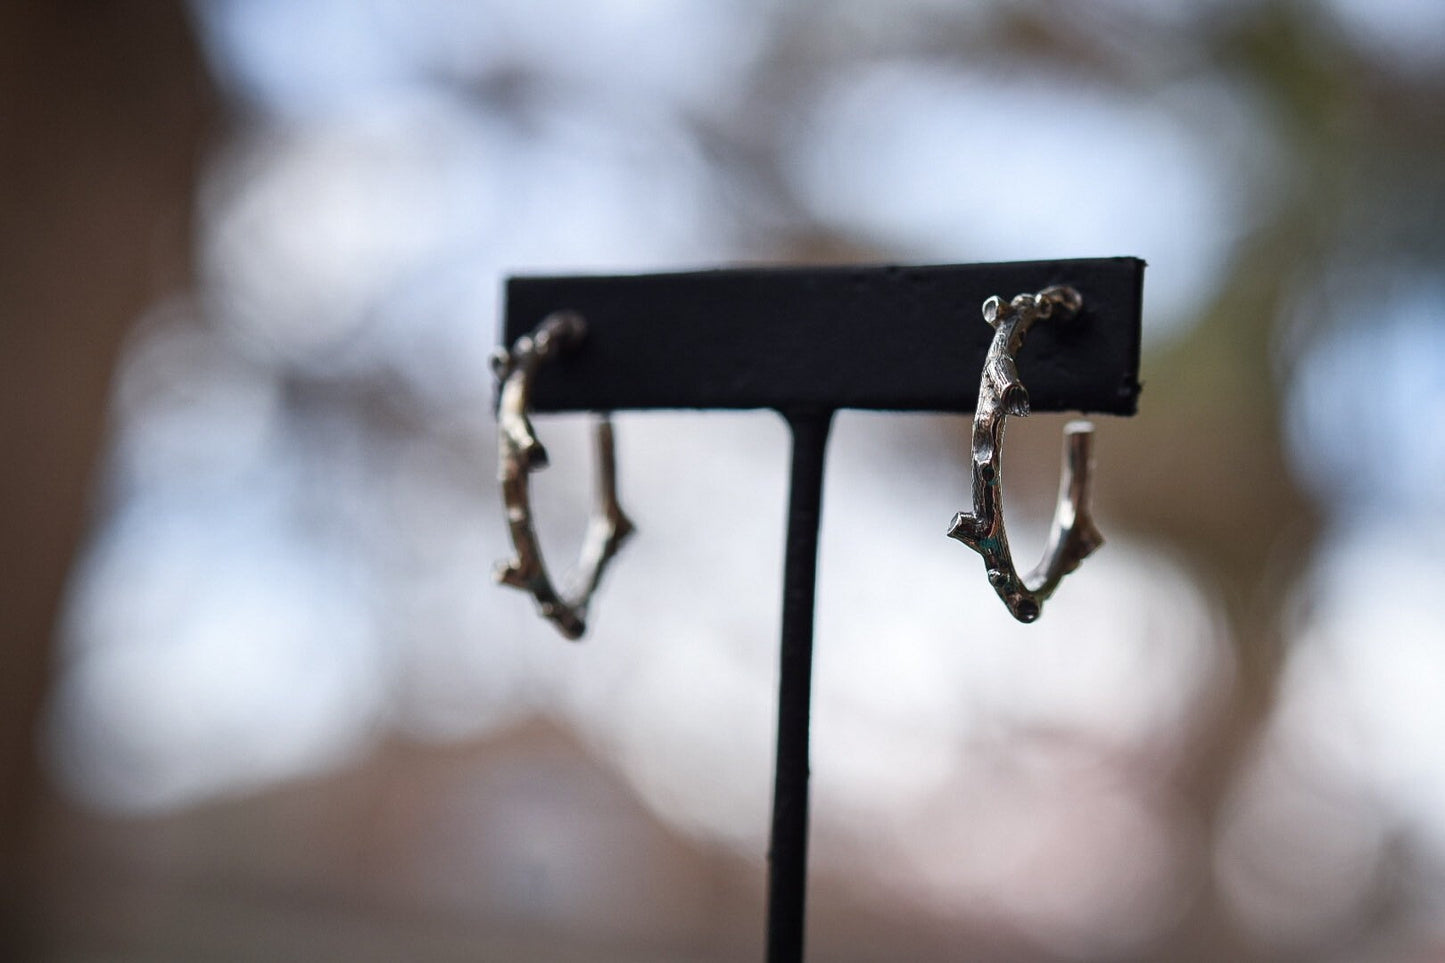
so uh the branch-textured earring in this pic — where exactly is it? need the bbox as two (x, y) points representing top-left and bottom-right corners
(492, 311), (634, 639)
(947, 286), (1104, 623)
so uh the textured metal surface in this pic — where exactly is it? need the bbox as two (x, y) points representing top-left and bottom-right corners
(947, 287), (1105, 623)
(492, 311), (634, 639)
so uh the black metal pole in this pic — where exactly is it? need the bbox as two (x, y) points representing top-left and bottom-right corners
(766, 408), (834, 963)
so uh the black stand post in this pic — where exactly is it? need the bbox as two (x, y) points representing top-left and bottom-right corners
(767, 409), (833, 962)
(503, 258), (1144, 962)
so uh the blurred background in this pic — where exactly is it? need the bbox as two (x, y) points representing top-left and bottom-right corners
(4, 0), (1445, 959)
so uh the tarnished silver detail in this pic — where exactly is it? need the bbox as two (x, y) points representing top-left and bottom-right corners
(494, 311), (634, 640)
(947, 286), (1103, 623)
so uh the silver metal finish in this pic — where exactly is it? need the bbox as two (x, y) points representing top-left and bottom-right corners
(493, 311), (634, 640)
(947, 286), (1104, 623)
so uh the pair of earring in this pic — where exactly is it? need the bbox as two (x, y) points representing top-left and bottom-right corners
(493, 286), (1101, 638)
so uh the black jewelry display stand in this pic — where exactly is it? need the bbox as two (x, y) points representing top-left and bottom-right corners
(503, 258), (1144, 963)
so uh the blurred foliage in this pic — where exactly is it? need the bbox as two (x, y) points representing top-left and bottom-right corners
(13, 0), (1445, 961)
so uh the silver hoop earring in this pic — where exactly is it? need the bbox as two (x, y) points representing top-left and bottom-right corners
(493, 311), (634, 640)
(947, 286), (1104, 623)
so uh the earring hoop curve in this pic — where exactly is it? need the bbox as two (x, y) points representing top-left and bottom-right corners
(947, 286), (1104, 623)
(493, 311), (634, 640)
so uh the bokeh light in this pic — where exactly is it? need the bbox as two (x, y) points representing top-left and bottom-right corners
(18, 0), (1445, 959)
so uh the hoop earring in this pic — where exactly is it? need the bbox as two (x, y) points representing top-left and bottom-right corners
(947, 286), (1104, 623)
(493, 311), (634, 639)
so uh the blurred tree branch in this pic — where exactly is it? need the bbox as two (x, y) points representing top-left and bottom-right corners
(0, 0), (215, 949)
